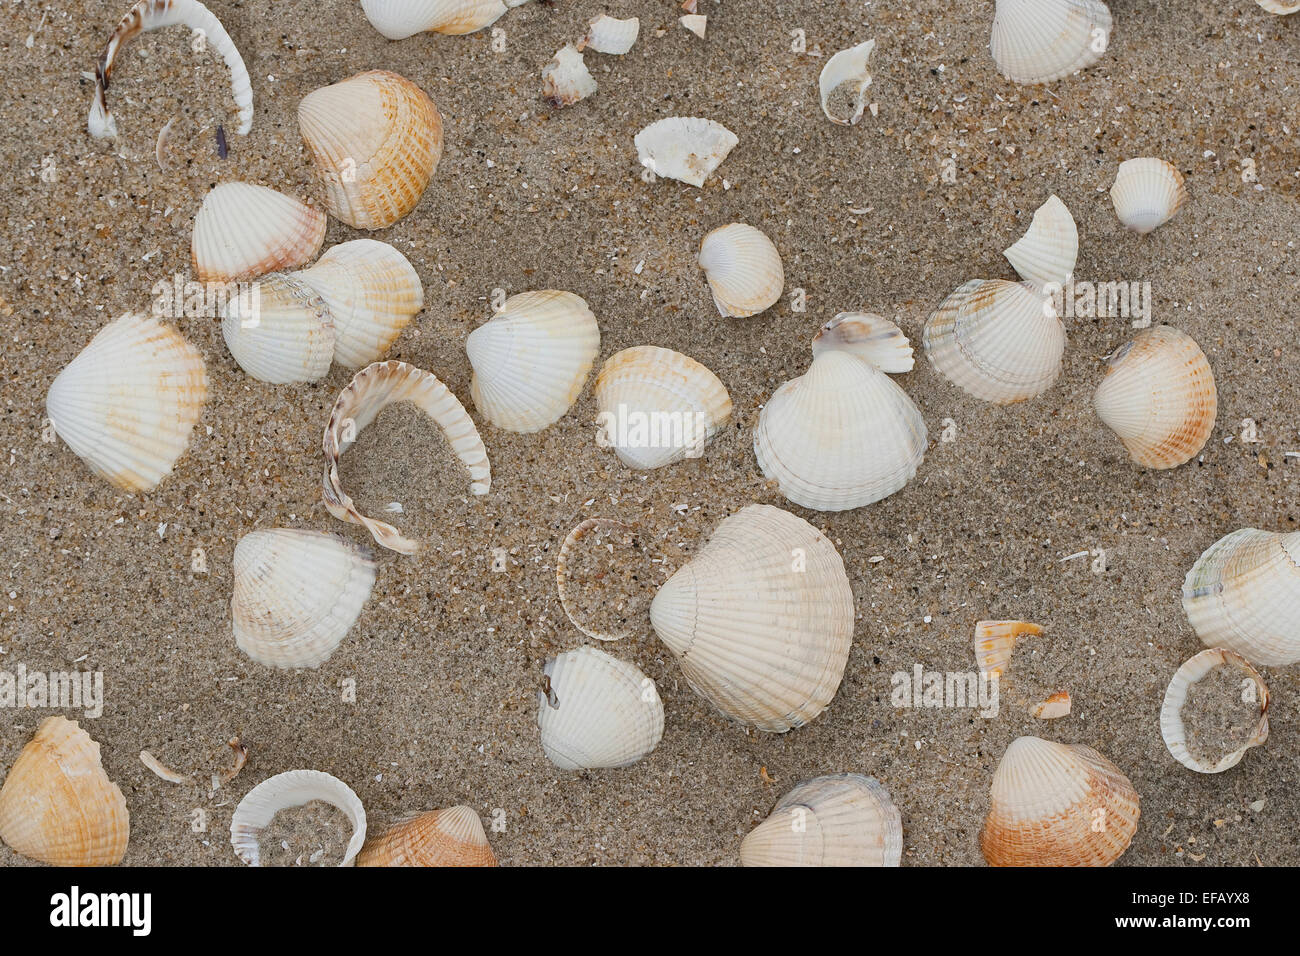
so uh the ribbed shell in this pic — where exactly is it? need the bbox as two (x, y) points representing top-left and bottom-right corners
(360, 0), (508, 39)
(582, 14), (639, 54)
(1159, 648), (1269, 774)
(230, 770), (366, 866)
(818, 40), (876, 126)
(0, 717), (130, 866)
(634, 117), (738, 187)
(231, 529), (377, 669)
(1093, 325), (1216, 469)
(697, 223), (784, 318)
(537, 646), (665, 770)
(1003, 194), (1078, 292)
(1110, 158), (1187, 234)
(811, 312), (914, 372)
(649, 504), (854, 732)
(542, 45), (596, 107)
(973, 620), (1043, 678)
(46, 312), (208, 492)
(467, 290), (600, 432)
(740, 774), (902, 866)
(981, 736), (1139, 867)
(1182, 529), (1300, 666)
(356, 807), (496, 866)
(298, 70), (443, 230)
(221, 273), (334, 384)
(923, 279), (1065, 404)
(191, 182), (326, 283)
(989, 0), (1113, 85)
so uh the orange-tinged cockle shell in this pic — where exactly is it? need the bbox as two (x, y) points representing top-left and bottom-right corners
(356, 806), (496, 866)
(973, 620), (1043, 679)
(191, 182), (327, 283)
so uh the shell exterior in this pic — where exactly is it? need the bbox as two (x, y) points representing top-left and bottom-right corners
(818, 40), (876, 126)
(192, 182), (326, 284)
(1182, 528), (1300, 666)
(537, 646), (665, 770)
(1003, 194), (1078, 292)
(1160, 648), (1269, 774)
(230, 770), (366, 866)
(1093, 325), (1216, 469)
(360, 0), (508, 38)
(221, 273), (334, 384)
(298, 70), (443, 230)
(650, 504), (854, 732)
(231, 529), (377, 669)
(634, 117), (738, 187)
(582, 14), (639, 54)
(973, 620), (1043, 678)
(1258, 0), (1300, 12)
(811, 312), (914, 372)
(1110, 158), (1186, 234)
(0, 717), (130, 866)
(679, 14), (707, 38)
(989, 0), (1113, 85)
(467, 290), (600, 433)
(292, 239), (424, 369)
(923, 279), (1065, 404)
(46, 312), (208, 492)
(981, 736), (1140, 867)
(323, 361), (492, 554)
(1030, 691), (1072, 719)
(740, 774), (902, 867)
(697, 223), (784, 318)
(357, 807), (496, 866)
(542, 45), (597, 107)
(593, 346), (733, 470)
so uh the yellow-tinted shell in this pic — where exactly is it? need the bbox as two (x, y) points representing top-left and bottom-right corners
(356, 806), (496, 867)
(973, 620), (1043, 678)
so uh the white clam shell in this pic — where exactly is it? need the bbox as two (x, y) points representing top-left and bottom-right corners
(818, 39), (876, 126)
(740, 774), (903, 867)
(230, 770), (366, 866)
(697, 223), (784, 318)
(634, 117), (738, 187)
(46, 312), (208, 492)
(1182, 528), (1300, 666)
(1110, 158), (1186, 234)
(542, 45), (597, 108)
(1257, 0), (1300, 14)
(191, 182), (326, 284)
(231, 529), (377, 669)
(989, 0), (1112, 85)
(360, 0), (508, 39)
(812, 312), (914, 372)
(582, 14), (639, 54)
(1159, 648), (1269, 774)
(537, 646), (665, 770)
(650, 504), (854, 733)
(221, 273), (334, 384)
(923, 279), (1065, 404)
(467, 290), (600, 433)
(1003, 194), (1078, 292)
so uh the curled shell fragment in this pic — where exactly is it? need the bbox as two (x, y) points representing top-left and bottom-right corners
(230, 770), (366, 866)
(697, 223), (784, 318)
(989, 0), (1113, 85)
(1110, 158), (1186, 234)
(357, 806), (497, 866)
(635, 117), (738, 187)
(542, 45), (597, 108)
(819, 39), (876, 126)
(1029, 691), (1072, 719)
(740, 774), (903, 867)
(1160, 648), (1268, 774)
(191, 182), (326, 284)
(973, 620), (1043, 679)
(1003, 194), (1078, 293)
(555, 518), (656, 642)
(581, 14), (639, 54)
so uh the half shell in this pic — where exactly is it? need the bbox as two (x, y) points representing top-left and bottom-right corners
(360, 0), (508, 39)
(989, 0), (1113, 85)
(191, 182), (326, 284)
(818, 39), (876, 126)
(1003, 194), (1078, 292)
(1110, 158), (1186, 234)
(1160, 648), (1269, 774)
(542, 45), (596, 108)
(221, 273), (334, 384)
(634, 117), (738, 187)
(356, 807), (497, 866)
(697, 223), (784, 318)
(581, 14), (639, 54)
(230, 770), (366, 866)
(740, 774), (902, 867)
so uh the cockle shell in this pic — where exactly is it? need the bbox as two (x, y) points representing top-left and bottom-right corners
(924, 279), (1065, 404)
(818, 40), (876, 126)
(90, 0), (253, 139)
(1030, 691), (1072, 719)
(221, 273), (334, 384)
(1003, 194), (1078, 292)
(542, 45), (597, 108)
(1093, 325), (1216, 469)
(231, 529), (377, 669)
(811, 311), (914, 371)
(697, 223), (784, 318)
(740, 774), (903, 867)
(298, 70), (443, 230)
(191, 182), (326, 284)
(1160, 648), (1268, 774)
(1258, 0), (1300, 12)
(989, 0), (1113, 85)
(1110, 158), (1186, 234)
(230, 770), (366, 866)
(1182, 528), (1300, 666)
(634, 117), (738, 187)
(755, 315), (927, 512)
(467, 290), (600, 433)
(581, 14), (639, 54)
(650, 504), (854, 733)
(981, 736), (1139, 867)
(0, 717), (130, 866)
(593, 346), (732, 470)
(360, 0), (508, 39)
(973, 620), (1043, 678)
(357, 807), (496, 866)
(46, 312), (208, 492)
(537, 646), (665, 770)
(323, 361), (491, 554)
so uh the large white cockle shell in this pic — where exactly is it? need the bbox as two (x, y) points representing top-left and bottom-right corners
(740, 774), (902, 866)
(1110, 158), (1186, 234)
(360, 0), (509, 39)
(581, 14), (639, 54)
(1159, 648), (1269, 774)
(989, 0), (1113, 85)
(192, 182), (326, 284)
(818, 39), (876, 126)
(634, 117), (738, 187)
(697, 223), (784, 318)
(1003, 194), (1078, 292)
(231, 770), (366, 866)
(221, 273), (334, 384)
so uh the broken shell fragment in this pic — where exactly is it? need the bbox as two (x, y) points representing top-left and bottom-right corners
(1160, 648), (1268, 774)
(360, 0), (508, 39)
(542, 45), (597, 108)
(697, 223), (784, 318)
(357, 807), (496, 866)
(221, 273), (334, 384)
(1258, 0), (1300, 12)
(973, 620), (1043, 679)
(989, 0), (1113, 85)
(1003, 194), (1078, 292)
(581, 14), (639, 54)
(634, 117), (738, 187)
(679, 14), (707, 38)
(740, 774), (903, 867)
(230, 770), (366, 866)
(555, 518), (657, 641)
(191, 182), (326, 284)
(818, 39), (876, 126)
(1029, 691), (1072, 719)
(1110, 158), (1186, 234)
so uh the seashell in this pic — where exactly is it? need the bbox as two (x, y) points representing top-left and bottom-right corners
(818, 39), (876, 126)
(1182, 528), (1300, 666)
(1003, 194), (1078, 292)
(981, 736), (1139, 867)
(1258, 0), (1300, 12)
(973, 620), (1043, 678)
(697, 223), (784, 318)
(192, 183), (326, 284)
(231, 529), (377, 669)
(356, 807), (496, 866)
(923, 279), (1065, 404)
(555, 518), (657, 642)
(230, 770), (366, 866)
(0, 717), (130, 866)
(593, 346), (732, 470)
(537, 646), (664, 770)
(811, 311), (914, 372)
(634, 117), (738, 187)
(467, 291), (600, 433)
(679, 14), (707, 38)
(360, 0), (509, 39)
(1093, 325), (1216, 469)
(46, 312), (207, 492)
(90, 0), (253, 139)
(740, 774), (902, 867)
(298, 70), (443, 230)
(323, 361), (491, 554)
(1030, 691), (1072, 719)
(755, 315), (927, 511)
(650, 504), (854, 732)
(581, 14), (639, 54)
(1110, 158), (1186, 234)
(291, 240), (424, 369)
(220, 273), (334, 384)
(1160, 648), (1268, 774)
(989, 0), (1113, 85)
(542, 45), (597, 108)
